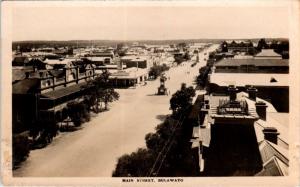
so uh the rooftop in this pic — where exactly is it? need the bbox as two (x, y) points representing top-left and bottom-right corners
(209, 73), (288, 87)
(41, 81), (88, 100)
(13, 78), (40, 94)
(208, 94), (259, 121)
(86, 57), (110, 61)
(215, 58), (288, 67)
(44, 58), (74, 65)
(192, 90), (289, 176)
(255, 49), (282, 57)
(109, 67), (147, 79)
(254, 112), (289, 146)
(256, 140), (289, 176)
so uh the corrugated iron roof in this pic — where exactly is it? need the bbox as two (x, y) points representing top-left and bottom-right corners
(259, 140), (289, 166)
(215, 59), (288, 67)
(41, 82), (89, 100)
(13, 78), (40, 94)
(255, 49), (282, 57)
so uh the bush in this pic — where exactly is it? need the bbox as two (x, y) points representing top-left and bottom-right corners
(67, 102), (85, 127)
(13, 132), (31, 169)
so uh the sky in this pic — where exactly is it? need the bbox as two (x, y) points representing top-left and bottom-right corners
(12, 5), (290, 41)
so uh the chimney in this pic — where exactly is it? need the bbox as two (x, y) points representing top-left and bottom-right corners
(247, 86), (258, 101)
(228, 85), (238, 101)
(263, 127), (280, 144)
(255, 101), (268, 120)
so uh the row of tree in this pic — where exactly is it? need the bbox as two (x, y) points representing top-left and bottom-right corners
(196, 65), (211, 88)
(113, 84), (197, 177)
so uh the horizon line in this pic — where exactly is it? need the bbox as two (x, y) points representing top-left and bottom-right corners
(13, 37), (289, 43)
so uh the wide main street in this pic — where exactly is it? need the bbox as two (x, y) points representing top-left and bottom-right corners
(14, 45), (219, 177)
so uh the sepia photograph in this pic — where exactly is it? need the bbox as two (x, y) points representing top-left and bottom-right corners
(1, 0), (300, 186)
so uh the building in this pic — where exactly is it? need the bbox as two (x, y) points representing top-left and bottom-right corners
(83, 56), (112, 66)
(222, 40), (254, 53)
(108, 67), (148, 87)
(12, 56), (30, 66)
(189, 86), (288, 176)
(213, 59), (289, 73)
(208, 57), (289, 112)
(87, 51), (114, 59)
(120, 56), (150, 69)
(12, 63), (97, 140)
(208, 73), (289, 112)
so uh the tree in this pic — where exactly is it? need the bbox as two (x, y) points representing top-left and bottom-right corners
(257, 38), (268, 50)
(221, 41), (228, 52)
(67, 101), (85, 126)
(113, 86), (199, 177)
(115, 43), (127, 57)
(84, 70), (119, 112)
(170, 83), (196, 117)
(13, 132), (31, 169)
(112, 148), (155, 177)
(174, 55), (185, 64)
(177, 42), (187, 49)
(196, 66), (211, 87)
(145, 118), (177, 153)
(270, 40), (278, 49)
(183, 51), (191, 61)
(99, 88), (120, 110)
(148, 64), (170, 79)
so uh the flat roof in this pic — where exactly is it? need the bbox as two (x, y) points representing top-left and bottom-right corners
(215, 59), (288, 67)
(210, 73), (289, 87)
(44, 58), (74, 65)
(109, 67), (148, 79)
(86, 57), (110, 61)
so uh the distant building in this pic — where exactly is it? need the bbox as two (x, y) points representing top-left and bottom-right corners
(43, 58), (84, 70)
(254, 49), (282, 59)
(12, 56), (29, 66)
(208, 72), (289, 112)
(120, 56), (150, 69)
(108, 67), (148, 87)
(209, 57), (289, 112)
(84, 56), (112, 66)
(213, 59), (289, 74)
(86, 51), (114, 59)
(223, 40), (254, 53)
